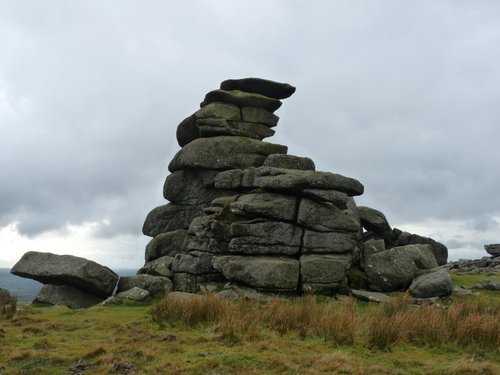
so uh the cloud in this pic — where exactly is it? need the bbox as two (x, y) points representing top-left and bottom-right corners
(1, 1), (499, 267)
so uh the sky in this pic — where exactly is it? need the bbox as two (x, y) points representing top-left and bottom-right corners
(1, 1), (499, 269)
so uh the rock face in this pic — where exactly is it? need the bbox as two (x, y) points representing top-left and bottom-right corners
(140, 77), (449, 298)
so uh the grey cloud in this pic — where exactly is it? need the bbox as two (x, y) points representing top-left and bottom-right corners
(1, 1), (499, 257)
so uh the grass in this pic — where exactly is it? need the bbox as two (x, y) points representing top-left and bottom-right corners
(0, 273), (498, 374)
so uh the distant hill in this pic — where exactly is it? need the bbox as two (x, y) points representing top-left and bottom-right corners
(0, 268), (137, 302)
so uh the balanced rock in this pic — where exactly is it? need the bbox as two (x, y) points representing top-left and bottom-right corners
(11, 251), (118, 297)
(220, 78), (296, 99)
(484, 244), (500, 257)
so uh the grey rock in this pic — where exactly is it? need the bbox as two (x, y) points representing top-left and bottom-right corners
(137, 256), (175, 278)
(350, 289), (392, 303)
(229, 221), (302, 256)
(300, 189), (349, 208)
(142, 204), (203, 237)
(358, 206), (392, 237)
(300, 254), (351, 284)
(364, 244), (439, 292)
(214, 166), (364, 196)
(241, 107), (279, 127)
(11, 251), (118, 297)
(212, 256), (299, 292)
(220, 78), (296, 99)
(115, 287), (150, 302)
(388, 228), (448, 266)
(172, 252), (215, 275)
(230, 193), (299, 222)
(202, 89), (282, 112)
(301, 230), (358, 254)
(195, 101), (241, 120)
(363, 239), (385, 257)
(197, 118), (275, 140)
(484, 244), (500, 257)
(33, 284), (103, 309)
(168, 137), (287, 172)
(176, 114), (198, 147)
(144, 229), (188, 261)
(263, 154), (315, 171)
(117, 274), (172, 297)
(471, 279), (500, 291)
(163, 170), (232, 205)
(297, 198), (361, 233)
(172, 273), (198, 293)
(409, 268), (452, 298)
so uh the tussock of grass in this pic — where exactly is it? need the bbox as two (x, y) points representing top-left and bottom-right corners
(0, 292), (17, 319)
(152, 293), (500, 351)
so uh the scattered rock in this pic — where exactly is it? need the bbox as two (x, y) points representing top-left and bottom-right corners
(350, 289), (392, 303)
(409, 268), (452, 298)
(471, 279), (500, 291)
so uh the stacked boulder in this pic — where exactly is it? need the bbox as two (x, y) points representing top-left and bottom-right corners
(141, 78), (365, 295)
(141, 77), (451, 298)
(11, 251), (119, 308)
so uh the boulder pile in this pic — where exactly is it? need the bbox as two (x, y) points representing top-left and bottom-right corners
(10, 78), (453, 308)
(141, 77), (451, 299)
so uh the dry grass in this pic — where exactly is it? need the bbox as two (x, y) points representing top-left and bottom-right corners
(0, 292), (17, 319)
(152, 293), (500, 351)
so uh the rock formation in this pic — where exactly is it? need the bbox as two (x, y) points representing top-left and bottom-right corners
(10, 77), (453, 307)
(141, 77), (451, 298)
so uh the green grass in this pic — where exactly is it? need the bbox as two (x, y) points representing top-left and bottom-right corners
(0, 273), (498, 374)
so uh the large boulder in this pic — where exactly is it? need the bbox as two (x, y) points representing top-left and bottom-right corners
(220, 78), (296, 99)
(215, 166), (364, 196)
(262, 154), (315, 171)
(409, 268), (452, 298)
(202, 89), (282, 112)
(297, 198), (360, 233)
(11, 251), (118, 297)
(168, 137), (287, 172)
(387, 228), (448, 266)
(117, 274), (172, 297)
(484, 244), (500, 257)
(300, 254), (351, 294)
(229, 193), (299, 222)
(364, 244), (439, 292)
(358, 206), (392, 237)
(144, 229), (188, 261)
(212, 256), (299, 292)
(142, 204), (203, 237)
(33, 284), (104, 309)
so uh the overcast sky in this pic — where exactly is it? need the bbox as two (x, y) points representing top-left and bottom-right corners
(1, 1), (499, 269)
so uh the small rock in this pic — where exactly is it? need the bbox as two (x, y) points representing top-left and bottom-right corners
(160, 334), (177, 342)
(350, 289), (392, 303)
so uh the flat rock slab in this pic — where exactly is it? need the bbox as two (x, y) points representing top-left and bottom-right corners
(263, 154), (315, 171)
(169, 137), (287, 172)
(11, 251), (118, 297)
(215, 166), (364, 196)
(202, 89), (282, 112)
(351, 289), (392, 303)
(220, 78), (296, 99)
(33, 284), (104, 309)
